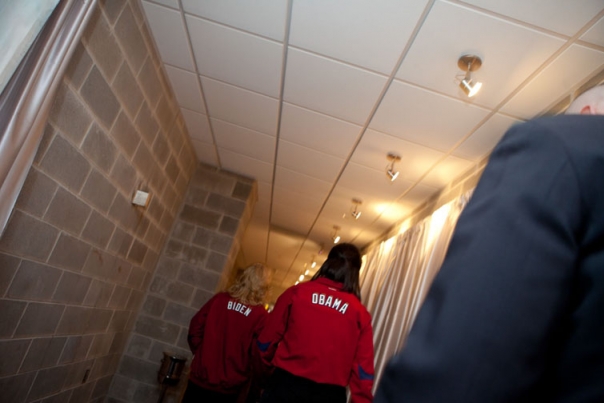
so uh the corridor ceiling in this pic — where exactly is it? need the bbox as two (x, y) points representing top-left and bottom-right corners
(139, 0), (604, 296)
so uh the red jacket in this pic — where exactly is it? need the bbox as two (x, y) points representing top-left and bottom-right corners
(257, 278), (375, 403)
(188, 292), (268, 393)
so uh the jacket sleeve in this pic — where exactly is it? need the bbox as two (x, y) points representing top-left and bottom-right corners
(256, 287), (294, 365)
(250, 310), (271, 380)
(375, 121), (583, 402)
(350, 312), (375, 403)
(187, 294), (217, 354)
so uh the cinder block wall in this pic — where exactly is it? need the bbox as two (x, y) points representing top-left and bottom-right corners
(108, 165), (257, 403)
(0, 1), (198, 402)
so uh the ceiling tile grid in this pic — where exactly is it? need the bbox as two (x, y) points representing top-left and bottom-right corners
(186, 15), (284, 97)
(139, 0), (604, 296)
(289, 0), (431, 74)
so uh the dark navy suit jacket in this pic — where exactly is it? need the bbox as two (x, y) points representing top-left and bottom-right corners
(375, 115), (604, 402)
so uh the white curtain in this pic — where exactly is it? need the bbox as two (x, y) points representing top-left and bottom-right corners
(361, 192), (472, 390)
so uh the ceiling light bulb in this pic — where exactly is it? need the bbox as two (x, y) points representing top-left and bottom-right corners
(333, 235), (341, 244)
(295, 281), (299, 285)
(304, 269), (309, 276)
(299, 274), (305, 281)
(387, 168), (399, 181)
(459, 76), (482, 97)
(311, 261), (316, 269)
(351, 210), (362, 219)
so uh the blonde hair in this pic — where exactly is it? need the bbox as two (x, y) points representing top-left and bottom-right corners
(227, 263), (271, 306)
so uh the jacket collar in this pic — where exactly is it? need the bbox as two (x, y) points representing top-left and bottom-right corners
(314, 277), (344, 291)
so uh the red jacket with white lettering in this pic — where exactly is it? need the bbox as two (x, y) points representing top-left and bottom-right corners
(257, 278), (375, 403)
(188, 292), (268, 393)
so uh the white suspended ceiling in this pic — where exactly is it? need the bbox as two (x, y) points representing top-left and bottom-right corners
(139, 0), (604, 297)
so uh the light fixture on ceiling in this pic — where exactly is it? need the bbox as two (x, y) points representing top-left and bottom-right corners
(457, 54), (483, 97)
(386, 153), (401, 181)
(350, 198), (363, 220)
(332, 225), (341, 244)
(298, 274), (305, 282)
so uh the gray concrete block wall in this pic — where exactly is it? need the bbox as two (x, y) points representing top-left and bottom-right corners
(112, 164), (257, 403)
(0, 1), (197, 402)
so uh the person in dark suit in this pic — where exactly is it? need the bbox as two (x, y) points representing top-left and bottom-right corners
(374, 84), (604, 402)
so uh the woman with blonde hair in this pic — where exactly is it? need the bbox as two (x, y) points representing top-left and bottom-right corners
(183, 263), (272, 403)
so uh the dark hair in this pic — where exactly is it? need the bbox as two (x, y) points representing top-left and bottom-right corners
(311, 243), (362, 298)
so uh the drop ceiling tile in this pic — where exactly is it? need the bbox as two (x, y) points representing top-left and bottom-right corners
(181, 108), (212, 143)
(271, 205), (316, 236)
(330, 183), (393, 210)
(181, 0), (288, 41)
(164, 65), (205, 113)
(422, 155), (475, 189)
(256, 181), (272, 204)
(459, 0), (604, 36)
(307, 222), (341, 247)
(267, 230), (305, 263)
(395, 1), (565, 108)
(190, 139), (218, 166)
(354, 227), (386, 249)
(319, 201), (364, 227)
(370, 81), (490, 151)
(308, 218), (364, 247)
(201, 77), (279, 135)
(141, 1), (195, 70)
(453, 113), (522, 160)
(280, 103), (362, 158)
(376, 199), (416, 225)
(397, 182), (439, 211)
(252, 199), (271, 221)
(218, 148), (274, 183)
(186, 16), (283, 98)
(273, 167), (332, 200)
(338, 162), (413, 200)
(283, 48), (388, 125)
(212, 118), (276, 163)
(272, 186), (325, 217)
(321, 186), (379, 224)
(501, 44), (604, 119)
(277, 141), (345, 183)
(289, 0), (430, 74)
(242, 222), (268, 261)
(581, 16), (604, 47)
(149, 0), (180, 9)
(352, 129), (445, 183)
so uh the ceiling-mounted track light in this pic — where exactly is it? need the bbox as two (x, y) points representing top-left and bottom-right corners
(350, 198), (363, 220)
(332, 225), (341, 244)
(457, 54), (483, 97)
(386, 153), (401, 181)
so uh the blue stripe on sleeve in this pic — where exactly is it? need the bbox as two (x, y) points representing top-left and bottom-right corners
(257, 340), (271, 352)
(358, 365), (374, 381)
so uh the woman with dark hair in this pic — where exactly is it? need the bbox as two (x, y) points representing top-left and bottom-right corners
(183, 263), (272, 403)
(257, 243), (375, 403)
